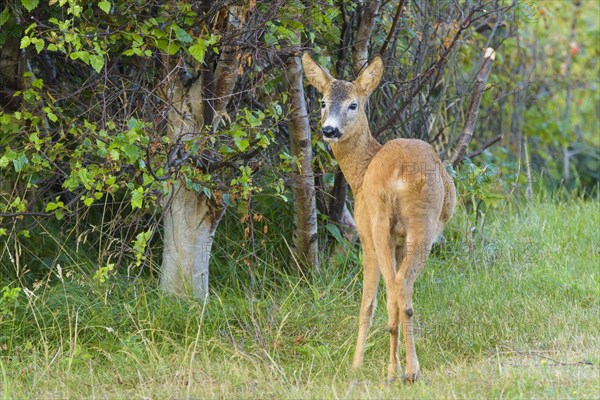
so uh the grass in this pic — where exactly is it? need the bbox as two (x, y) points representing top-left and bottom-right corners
(1, 198), (599, 399)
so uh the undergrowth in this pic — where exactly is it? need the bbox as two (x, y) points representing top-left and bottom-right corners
(0, 197), (598, 398)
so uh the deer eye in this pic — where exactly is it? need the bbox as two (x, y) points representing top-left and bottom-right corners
(320, 101), (326, 109)
(349, 103), (358, 111)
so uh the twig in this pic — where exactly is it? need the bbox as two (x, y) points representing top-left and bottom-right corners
(0, 212), (51, 218)
(499, 344), (596, 367)
(450, 47), (496, 167)
(379, 0), (405, 57)
(467, 134), (503, 159)
(375, 6), (480, 137)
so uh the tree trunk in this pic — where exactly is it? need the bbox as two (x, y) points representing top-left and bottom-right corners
(0, 37), (23, 112)
(159, 70), (226, 299)
(328, 168), (354, 234)
(159, 5), (243, 298)
(285, 54), (319, 271)
(211, 6), (241, 132)
(160, 182), (225, 298)
(354, 0), (381, 74)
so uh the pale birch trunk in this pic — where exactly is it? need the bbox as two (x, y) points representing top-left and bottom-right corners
(159, 76), (226, 298)
(285, 54), (319, 271)
(159, 6), (242, 298)
(161, 181), (225, 298)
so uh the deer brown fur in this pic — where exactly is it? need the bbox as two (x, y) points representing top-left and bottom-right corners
(302, 52), (456, 382)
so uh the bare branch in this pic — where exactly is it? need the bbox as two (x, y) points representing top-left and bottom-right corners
(374, 6), (481, 138)
(467, 134), (503, 160)
(450, 48), (496, 167)
(379, 0), (405, 57)
(0, 212), (51, 218)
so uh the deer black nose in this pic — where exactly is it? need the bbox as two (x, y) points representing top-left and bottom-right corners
(322, 126), (341, 139)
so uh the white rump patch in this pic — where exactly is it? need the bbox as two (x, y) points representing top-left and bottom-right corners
(392, 179), (407, 190)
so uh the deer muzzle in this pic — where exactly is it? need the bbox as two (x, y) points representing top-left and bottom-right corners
(322, 125), (342, 140)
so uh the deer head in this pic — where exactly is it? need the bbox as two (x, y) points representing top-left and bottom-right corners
(301, 52), (383, 143)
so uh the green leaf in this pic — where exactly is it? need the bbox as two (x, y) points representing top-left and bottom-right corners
(0, 8), (10, 27)
(155, 40), (180, 55)
(127, 118), (142, 130)
(13, 153), (29, 172)
(21, 0), (39, 12)
(45, 202), (58, 212)
(77, 168), (93, 189)
(109, 149), (120, 161)
(233, 136), (250, 152)
(32, 37), (44, 53)
(63, 175), (79, 191)
(131, 188), (143, 209)
(46, 112), (58, 122)
(171, 24), (192, 43)
(24, 22), (36, 34)
(123, 143), (140, 163)
(31, 78), (43, 89)
(20, 36), (31, 49)
(70, 51), (90, 64)
(246, 111), (263, 127)
(325, 223), (345, 245)
(188, 40), (206, 63)
(83, 197), (94, 206)
(90, 54), (104, 73)
(98, 0), (111, 14)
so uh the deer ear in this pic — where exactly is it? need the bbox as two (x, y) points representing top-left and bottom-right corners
(355, 55), (384, 96)
(301, 52), (332, 93)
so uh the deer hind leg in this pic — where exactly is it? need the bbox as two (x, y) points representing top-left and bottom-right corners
(370, 216), (401, 381)
(353, 245), (380, 369)
(394, 228), (436, 382)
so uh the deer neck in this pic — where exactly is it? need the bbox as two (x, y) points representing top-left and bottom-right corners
(330, 127), (382, 194)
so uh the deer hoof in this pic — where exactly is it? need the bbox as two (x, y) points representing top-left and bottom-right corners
(401, 373), (419, 383)
(385, 376), (397, 387)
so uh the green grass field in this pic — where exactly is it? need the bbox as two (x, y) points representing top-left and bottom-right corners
(1, 198), (599, 399)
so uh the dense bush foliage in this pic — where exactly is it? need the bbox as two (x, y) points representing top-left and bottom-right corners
(1, 0), (598, 283)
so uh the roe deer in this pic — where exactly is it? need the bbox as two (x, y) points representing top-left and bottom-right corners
(302, 52), (456, 382)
